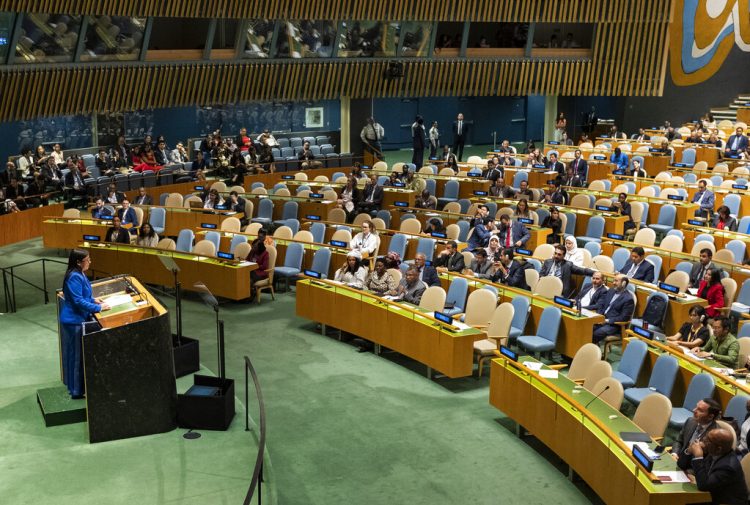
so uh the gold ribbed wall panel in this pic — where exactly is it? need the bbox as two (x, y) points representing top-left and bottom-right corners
(0, 0), (670, 21)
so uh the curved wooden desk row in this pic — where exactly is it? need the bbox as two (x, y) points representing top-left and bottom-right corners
(623, 332), (750, 411)
(489, 355), (707, 505)
(600, 236), (750, 287)
(81, 241), (257, 300)
(295, 278), (483, 379)
(0, 203), (63, 247)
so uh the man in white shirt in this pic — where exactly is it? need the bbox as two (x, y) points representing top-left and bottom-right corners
(360, 117), (385, 161)
(575, 271), (607, 310)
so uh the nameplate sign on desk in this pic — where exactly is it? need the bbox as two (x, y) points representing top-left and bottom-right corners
(100, 215), (113, 221)
(281, 175), (294, 180)
(632, 444), (654, 472)
(305, 214), (321, 221)
(434, 311), (455, 328)
(554, 296), (575, 309)
(667, 194), (685, 201)
(515, 247), (532, 256)
(194, 185), (204, 191)
(215, 205), (228, 210)
(430, 232), (447, 238)
(658, 282), (680, 294)
(687, 219), (704, 226)
(733, 184), (748, 190)
(600, 135), (609, 138)
(309, 193), (323, 199)
(83, 234), (101, 242)
(394, 201), (408, 207)
(330, 240), (347, 248)
(548, 141), (560, 145)
(392, 182), (406, 188)
(613, 169), (625, 175)
(592, 155), (606, 160)
(201, 223), (218, 229)
(607, 233), (624, 240)
(595, 205), (611, 211)
(303, 269), (322, 279)
(467, 173), (482, 178)
(649, 148), (661, 153)
(673, 163), (692, 168)
(518, 218), (534, 225)
(474, 190), (488, 196)
(546, 179), (557, 185)
(533, 164), (546, 169)
(216, 251), (234, 260)
(361, 166), (370, 170)
(499, 345), (518, 361)
(632, 325), (654, 340)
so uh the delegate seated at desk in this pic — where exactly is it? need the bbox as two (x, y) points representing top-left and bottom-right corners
(725, 126), (748, 156)
(514, 180), (536, 202)
(489, 178), (515, 199)
(388, 266), (426, 304)
(575, 271), (607, 309)
(357, 175), (384, 214)
(540, 244), (595, 298)
(592, 274), (634, 344)
(491, 248), (530, 290)
(541, 206), (563, 245)
(692, 316), (739, 367)
(670, 398), (721, 470)
(496, 214), (530, 249)
(619, 246), (655, 282)
(116, 199), (138, 232)
(105, 216), (130, 244)
(435, 240), (465, 272)
(204, 189), (225, 209)
(690, 249), (715, 289)
(414, 253), (441, 287)
(697, 268), (726, 318)
(610, 147), (629, 173)
(690, 428), (748, 505)
(334, 251), (368, 289)
(350, 220), (379, 257)
(467, 217), (495, 250)
(712, 205), (738, 232)
(228, 191), (246, 214)
(543, 181), (568, 206)
(465, 248), (493, 279)
(91, 197), (112, 219)
(365, 257), (399, 295)
(692, 179), (715, 219)
(414, 189), (437, 210)
(610, 193), (635, 234)
(666, 305), (710, 349)
(570, 149), (588, 180)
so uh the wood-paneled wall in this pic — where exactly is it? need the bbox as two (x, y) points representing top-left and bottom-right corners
(1, 0), (672, 21)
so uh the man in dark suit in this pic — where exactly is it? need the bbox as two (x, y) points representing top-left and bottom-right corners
(228, 190), (246, 214)
(489, 178), (515, 199)
(633, 128), (651, 142)
(514, 180), (535, 201)
(670, 398), (720, 470)
(440, 145), (458, 172)
(411, 115), (426, 167)
(619, 246), (656, 283)
(496, 214), (530, 248)
(570, 149), (588, 181)
(610, 192), (634, 233)
(725, 126), (748, 156)
(561, 166), (582, 188)
(546, 152), (564, 179)
(116, 198), (138, 233)
(540, 244), (595, 297)
(689, 249), (715, 289)
(452, 113), (468, 161)
(492, 248), (529, 290)
(434, 240), (465, 272)
(544, 181), (568, 205)
(133, 186), (153, 206)
(414, 252), (441, 287)
(575, 271), (607, 309)
(691, 428), (748, 505)
(592, 274), (635, 343)
(154, 140), (170, 166)
(101, 182), (125, 204)
(357, 174), (384, 214)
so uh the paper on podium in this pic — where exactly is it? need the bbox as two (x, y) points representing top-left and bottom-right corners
(102, 293), (133, 308)
(653, 471), (690, 483)
(538, 369), (559, 379)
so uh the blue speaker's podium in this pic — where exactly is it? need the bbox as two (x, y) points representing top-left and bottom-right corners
(54, 275), (178, 443)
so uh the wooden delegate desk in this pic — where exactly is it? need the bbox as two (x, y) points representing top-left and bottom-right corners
(148, 206), (243, 237)
(475, 196), (630, 237)
(682, 223), (750, 263)
(672, 144), (721, 168)
(738, 107), (750, 125)
(388, 206), (467, 228)
(83, 242), (256, 300)
(382, 188), (415, 209)
(296, 279), (483, 378)
(642, 154), (671, 177)
(244, 194), (336, 221)
(566, 188), (699, 228)
(0, 203), (63, 247)
(489, 356), (708, 505)
(439, 272), (604, 358)
(504, 167), (559, 189)
(43, 217), (112, 249)
(623, 333), (750, 411)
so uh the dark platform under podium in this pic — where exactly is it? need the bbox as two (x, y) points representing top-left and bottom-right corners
(37, 386), (87, 427)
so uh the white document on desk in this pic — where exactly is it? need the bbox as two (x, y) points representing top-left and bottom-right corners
(102, 294), (133, 307)
(653, 471), (691, 483)
(538, 369), (559, 379)
(687, 288), (699, 296)
(524, 362), (543, 371)
(581, 308), (598, 318)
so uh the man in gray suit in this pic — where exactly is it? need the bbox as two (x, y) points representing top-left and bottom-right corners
(670, 398), (721, 470)
(689, 248), (715, 289)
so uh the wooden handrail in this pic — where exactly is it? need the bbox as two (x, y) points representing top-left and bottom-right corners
(494, 355), (661, 483)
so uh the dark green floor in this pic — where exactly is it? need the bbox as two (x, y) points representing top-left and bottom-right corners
(0, 237), (604, 504)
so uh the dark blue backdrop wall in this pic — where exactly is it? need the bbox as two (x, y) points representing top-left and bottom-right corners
(369, 95), (547, 150)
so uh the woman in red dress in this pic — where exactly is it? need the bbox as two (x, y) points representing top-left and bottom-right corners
(697, 267), (725, 319)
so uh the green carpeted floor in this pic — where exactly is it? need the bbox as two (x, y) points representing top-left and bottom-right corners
(0, 237), (604, 504)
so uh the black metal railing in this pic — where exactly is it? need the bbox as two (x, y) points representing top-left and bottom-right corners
(243, 355), (267, 505)
(1, 258), (69, 313)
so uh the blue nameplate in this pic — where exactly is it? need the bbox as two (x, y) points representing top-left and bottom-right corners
(499, 345), (518, 361)
(733, 184), (748, 190)
(394, 201), (408, 207)
(596, 205), (611, 211)
(474, 190), (488, 196)
(554, 296), (574, 308)
(83, 234), (100, 241)
(515, 248), (532, 256)
(306, 214), (321, 221)
(217, 251), (233, 260)
(431, 232), (447, 238)
(303, 269), (322, 279)
(330, 240), (347, 247)
(201, 223), (217, 229)
(607, 233), (624, 240)
(518, 218), (533, 225)
(687, 219), (704, 226)
(593, 155), (606, 160)
(658, 282), (679, 294)
(667, 194), (684, 201)
(282, 175), (294, 180)
(632, 325), (654, 339)
(309, 193), (323, 198)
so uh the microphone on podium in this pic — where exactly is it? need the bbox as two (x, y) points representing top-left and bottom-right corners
(584, 385), (610, 409)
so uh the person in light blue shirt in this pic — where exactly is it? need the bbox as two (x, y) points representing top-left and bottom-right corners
(59, 249), (110, 398)
(610, 147), (629, 173)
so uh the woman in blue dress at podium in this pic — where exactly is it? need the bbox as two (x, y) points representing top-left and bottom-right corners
(59, 249), (110, 399)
